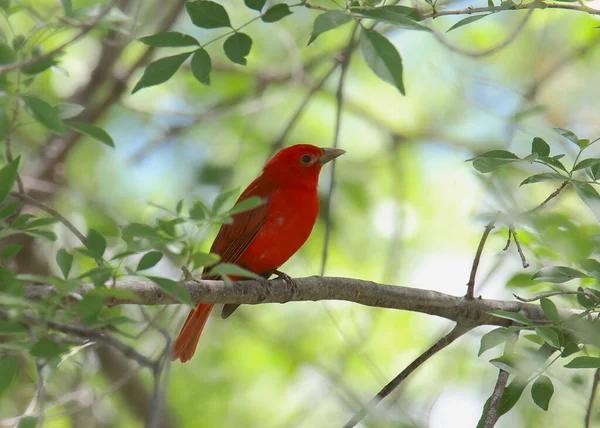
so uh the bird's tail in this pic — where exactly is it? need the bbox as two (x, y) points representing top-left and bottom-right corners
(172, 304), (214, 363)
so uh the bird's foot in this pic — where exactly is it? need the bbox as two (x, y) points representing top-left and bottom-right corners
(266, 269), (298, 299)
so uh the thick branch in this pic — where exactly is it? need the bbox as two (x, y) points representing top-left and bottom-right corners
(25, 276), (586, 327)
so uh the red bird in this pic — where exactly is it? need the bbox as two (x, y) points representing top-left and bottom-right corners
(172, 144), (345, 362)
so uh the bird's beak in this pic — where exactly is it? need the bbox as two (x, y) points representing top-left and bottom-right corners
(318, 148), (346, 165)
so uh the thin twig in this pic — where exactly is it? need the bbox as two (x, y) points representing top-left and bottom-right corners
(268, 63), (339, 156)
(514, 290), (600, 304)
(527, 181), (570, 213)
(426, 9), (534, 58)
(510, 228), (529, 268)
(319, 26), (357, 275)
(466, 217), (497, 299)
(11, 191), (87, 245)
(343, 324), (470, 428)
(4, 62), (25, 195)
(0, 308), (154, 368)
(0, 0), (118, 73)
(502, 229), (512, 251)
(585, 369), (600, 428)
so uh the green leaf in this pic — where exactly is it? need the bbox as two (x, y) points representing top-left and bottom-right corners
(122, 222), (161, 239)
(531, 137), (550, 156)
(0, 41), (16, 64)
(176, 199), (184, 214)
(308, 10), (353, 45)
(532, 266), (589, 283)
(138, 31), (199, 47)
(29, 337), (62, 358)
(467, 150), (519, 173)
(12, 213), (34, 228)
(478, 327), (511, 356)
(553, 128), (579, 146)
(0, 202), (21, 217)
(137, 251), (163, 271)
(497, 381), (526, 418)
(229, 196), (264, 215)
(24, 229), (57, 241)
(22, 55), (56, 75)
(17, 416), (37, 428)
(244, 0), (265, 11)
(186, 1), (231, 28)
(76, 293), (104, 324)
(540, 297), (560, 324)
(244, 0), (266, 11)
(191, 49), (211, 86)
(0, 321), (27, 333)
(447, 14), (491, 32)
(360, 28), (405, 94)
(573, 181), (600, 220)
(0, 243), (21, 258)
(147, 276), (193, 306)
(489, 353), (525, 374)
(488, 310), (532, 325)
(262, 4), (293, 23)
(21, 96), (65, 134)
(56, 249), (73, 279)
(354, 7), (429, 31)
(576, 286), (595, 308)
(212, 188), (240, 215)
(535, 326), (562, 349)
(60, 0), (73, 16)
(573, 158), (600, 171)
(56, 102), (84, 119)
(531, 375), (554, 411)
(131, 52), (191, 94)
(65, 121), (115, 147)
(86, 228), (106, 258)
(26, 216), (59, 229)
(207, 263), (261, 281)
(223, 33), (252, 66)
(189, 200), (210, 220)
(0, 156), (20, 204)
(539, 156), (568, 173)
(0, 356), (18, 395)
(564, 356), (600, 368)
(520, 173), (566, 186)
(0, 106), (9, 141)
(191, 252), (221, 270)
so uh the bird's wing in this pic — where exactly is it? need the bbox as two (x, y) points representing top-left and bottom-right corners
(202, 180), (274, 278)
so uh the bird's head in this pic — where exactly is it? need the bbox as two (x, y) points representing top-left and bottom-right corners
(262, 144), (346, 187)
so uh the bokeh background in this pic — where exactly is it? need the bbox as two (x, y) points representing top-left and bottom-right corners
(2, 0), (600, 427)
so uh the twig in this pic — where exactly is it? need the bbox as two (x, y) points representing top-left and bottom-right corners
(481, 331), (518, 427)
(466, 217), (497, 299)
(0, 0), (118, 73)
(420, 1), (600, 18)
(483, 369), (510, 428)
(426, 9), (534, 58)
(268, 63), (339, 156)
(0, 308), (154, 368)
(4, 63), (25, 195)
(514, 290), (600, 304)
(11, 191), (87, 246)
(510, 228), (529, 268)
(527, 181), (570, 213)
(343, 324), (470, 428)
(585, 369), (600, 428)
(320, 25), (357, 275)
(502, 229), (512, 251)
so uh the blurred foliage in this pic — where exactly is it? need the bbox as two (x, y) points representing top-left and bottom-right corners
(1, 0), (600, 427)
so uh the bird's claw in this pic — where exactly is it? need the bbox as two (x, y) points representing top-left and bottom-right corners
(268, 269), (298, 299)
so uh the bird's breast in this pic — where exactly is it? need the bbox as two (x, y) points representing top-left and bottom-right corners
(237, 186), (319, 274)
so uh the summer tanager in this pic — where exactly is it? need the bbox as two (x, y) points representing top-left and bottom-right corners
(172, 144), (345, 362)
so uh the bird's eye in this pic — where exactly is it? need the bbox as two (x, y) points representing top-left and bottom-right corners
(300, 155), (312, 164)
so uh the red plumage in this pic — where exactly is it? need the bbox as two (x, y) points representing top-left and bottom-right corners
(172, 144), (345, 362)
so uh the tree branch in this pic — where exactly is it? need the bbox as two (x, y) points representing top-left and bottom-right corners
(585, 368), (600, 428)
(343, 324), (470, 427)
(24, 276), (589, 327)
